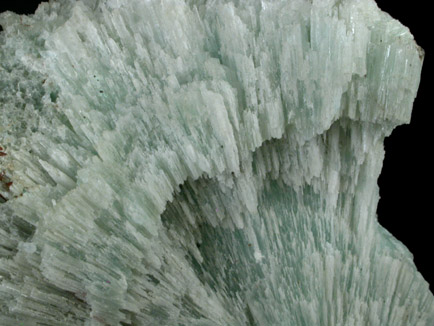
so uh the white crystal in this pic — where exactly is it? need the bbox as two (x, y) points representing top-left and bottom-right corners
(0, 0), (431, 325)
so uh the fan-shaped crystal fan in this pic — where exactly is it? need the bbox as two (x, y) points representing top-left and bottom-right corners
(0, 0), (432, 325)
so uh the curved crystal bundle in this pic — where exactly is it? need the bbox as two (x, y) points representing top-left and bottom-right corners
(0, 0), (432, 325)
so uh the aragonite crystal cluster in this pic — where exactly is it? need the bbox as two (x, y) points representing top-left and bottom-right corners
(0, 0), (432, 325)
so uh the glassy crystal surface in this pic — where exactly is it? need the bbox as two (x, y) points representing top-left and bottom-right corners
(0, 0), (432, 325)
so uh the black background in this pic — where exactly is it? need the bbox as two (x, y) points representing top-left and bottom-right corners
(375, 0), (433, 293)
(1, 1), (432, 293)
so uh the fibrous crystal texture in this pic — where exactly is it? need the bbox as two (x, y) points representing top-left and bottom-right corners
(0, 0), (432, 325)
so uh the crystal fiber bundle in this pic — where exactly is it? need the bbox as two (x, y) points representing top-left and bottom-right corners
(0, 0), (432, 325)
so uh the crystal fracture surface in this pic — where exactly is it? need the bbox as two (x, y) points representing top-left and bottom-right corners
(0, 0), (432, 325)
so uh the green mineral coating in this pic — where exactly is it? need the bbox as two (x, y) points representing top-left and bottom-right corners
(0, 0), (432, 325)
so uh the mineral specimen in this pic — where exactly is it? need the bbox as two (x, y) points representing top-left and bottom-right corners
(0, 0), (432, 325)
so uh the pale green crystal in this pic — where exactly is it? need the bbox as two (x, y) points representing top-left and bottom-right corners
(0, 0), (432, 325)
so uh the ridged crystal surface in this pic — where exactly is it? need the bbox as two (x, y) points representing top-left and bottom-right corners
(0, 0), (432, 325)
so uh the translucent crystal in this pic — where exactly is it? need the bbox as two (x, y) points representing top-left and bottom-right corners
(0, 0), (432, 325)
